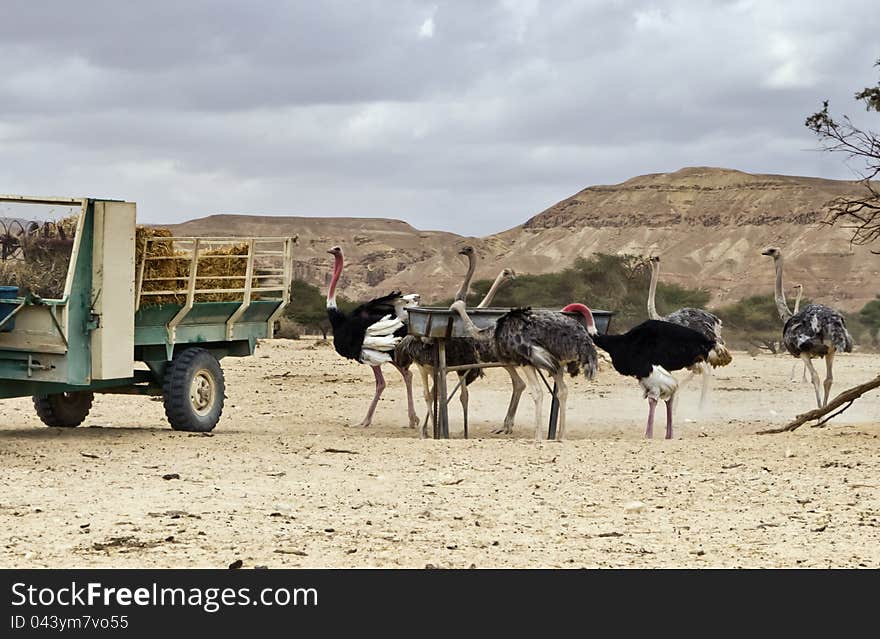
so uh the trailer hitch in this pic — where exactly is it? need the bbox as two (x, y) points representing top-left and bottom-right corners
(26, 354), (54, 378)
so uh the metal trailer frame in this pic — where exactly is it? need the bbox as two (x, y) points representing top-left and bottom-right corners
(405, 306), (614, 439)
(0, 195), (293, 406)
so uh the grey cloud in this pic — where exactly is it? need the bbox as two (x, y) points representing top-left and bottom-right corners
(0, 0), (878, 234)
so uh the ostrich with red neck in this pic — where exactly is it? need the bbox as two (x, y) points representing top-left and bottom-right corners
(325, 246), (420, 428)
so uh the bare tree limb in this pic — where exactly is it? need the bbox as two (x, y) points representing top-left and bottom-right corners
(758, 374), (880, 434)
(805, 61), (880, 250)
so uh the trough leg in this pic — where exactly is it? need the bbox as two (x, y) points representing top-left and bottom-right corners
(437, 340), (449, 438)
(547, 382), (559, 440)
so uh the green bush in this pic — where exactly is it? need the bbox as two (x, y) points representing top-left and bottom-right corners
(285, 279), (354, 338)
(440, 253), (711, 331)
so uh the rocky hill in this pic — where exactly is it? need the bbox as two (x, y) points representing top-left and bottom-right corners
(166, 167), (880, 312)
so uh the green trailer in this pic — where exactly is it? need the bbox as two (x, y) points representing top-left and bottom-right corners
(0, 195), (293, 431)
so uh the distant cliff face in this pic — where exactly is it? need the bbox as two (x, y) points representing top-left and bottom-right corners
(167, 167), (880, 313)
(523, 167), (858, 229)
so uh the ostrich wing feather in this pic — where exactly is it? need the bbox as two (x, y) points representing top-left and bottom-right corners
(494, 308), (597, 378)
(593, 320), (714, 378)
(366, 315), (404, 336)
(783, 303), (854, 357)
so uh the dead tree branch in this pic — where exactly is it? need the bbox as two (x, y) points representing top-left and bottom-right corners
(758, 374), (880, 434)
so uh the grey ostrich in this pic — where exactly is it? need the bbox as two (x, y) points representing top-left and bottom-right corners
(789, 283), (808, 383)
(449, 300), (598, 441)
(395, 246), (520, 437)
(646, 256), (732, 409)
(762, 247), (853, 408)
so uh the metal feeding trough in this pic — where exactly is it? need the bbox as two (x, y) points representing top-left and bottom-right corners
(406, 306), (614, 339)
(405, 305), (615, 439)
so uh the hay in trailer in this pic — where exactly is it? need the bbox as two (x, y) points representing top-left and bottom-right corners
(137, 227), (254, 305)
(0, 219), (255, 305)
(0, 215), (79, 298)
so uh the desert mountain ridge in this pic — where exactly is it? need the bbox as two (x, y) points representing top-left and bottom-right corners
(166, 167), (880, 312)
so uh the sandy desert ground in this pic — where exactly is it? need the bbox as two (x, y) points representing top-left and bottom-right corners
(1, 337), (878, 568)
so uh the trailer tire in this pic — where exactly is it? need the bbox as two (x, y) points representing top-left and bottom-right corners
(33, 391), (94, 428)
(163, 348), (225, 432)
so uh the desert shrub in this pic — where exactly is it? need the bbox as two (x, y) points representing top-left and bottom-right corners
(715, 294), (798, 353)
(285, 279), (356, 338)
(441, 254), (711, 331)
(274, 317), (302, 339)
(856, 296), (880, 346)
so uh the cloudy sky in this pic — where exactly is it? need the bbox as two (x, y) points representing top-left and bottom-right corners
(1, 1), (877, 235)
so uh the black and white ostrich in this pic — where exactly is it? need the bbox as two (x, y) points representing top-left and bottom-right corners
(589, 314), (715, 439)
(762, 247), (853, 408)
(395, 245), (520, 437)
(325, 246), (420, 428)
(450, 300), (598, 441)
(646, 256), (732, 409)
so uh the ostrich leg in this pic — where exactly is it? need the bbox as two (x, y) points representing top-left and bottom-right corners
(802, 354), (822, 408)
(418, 365), (433, 438)
(494, 366), (526, 435)
(822, 349), (836, 407)
(357, 365), (386, 428)
(665, 397), (674, 439)
(645, 397), (658, 439)
(698, 362), (712, 411)
(553, 371), (568, 441)
(671, 365), (697, 416)
(521, 366), (545, 441)
(394, 363), (419, 429)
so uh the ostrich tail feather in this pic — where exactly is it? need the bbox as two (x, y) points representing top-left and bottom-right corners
(366, 315), (404, 337)
(827, 320), (854, 353)
(529, 345), (560, 375)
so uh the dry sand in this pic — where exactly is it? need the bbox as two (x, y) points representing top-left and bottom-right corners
(1, 337), (878, 568)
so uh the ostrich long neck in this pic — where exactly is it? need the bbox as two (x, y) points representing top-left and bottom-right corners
(326, 253), (343, 310)
(453, 252), (477, 302)
(450, 302), (482, 337)
(647, 262), (662, 320)
(477, 270), (507, 308)
(793, 287), (803, 314)
(772, 256), (792, 322)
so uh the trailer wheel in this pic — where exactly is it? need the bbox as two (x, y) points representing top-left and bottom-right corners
(33, 391), (94, 428)
(163, 348), (225, 432)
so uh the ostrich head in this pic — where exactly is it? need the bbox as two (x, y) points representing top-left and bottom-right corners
(502, 268), (517, 281)
(327, 245), (343, 257)
(792, 283), (803, 291)
(458, 245), (475, 258)
(761, 246), (782, 259)
(561, 303), (597, 336)
(648, 255), (660, 264)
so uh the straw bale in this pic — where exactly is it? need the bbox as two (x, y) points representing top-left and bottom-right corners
(0, 219), (253, 305)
